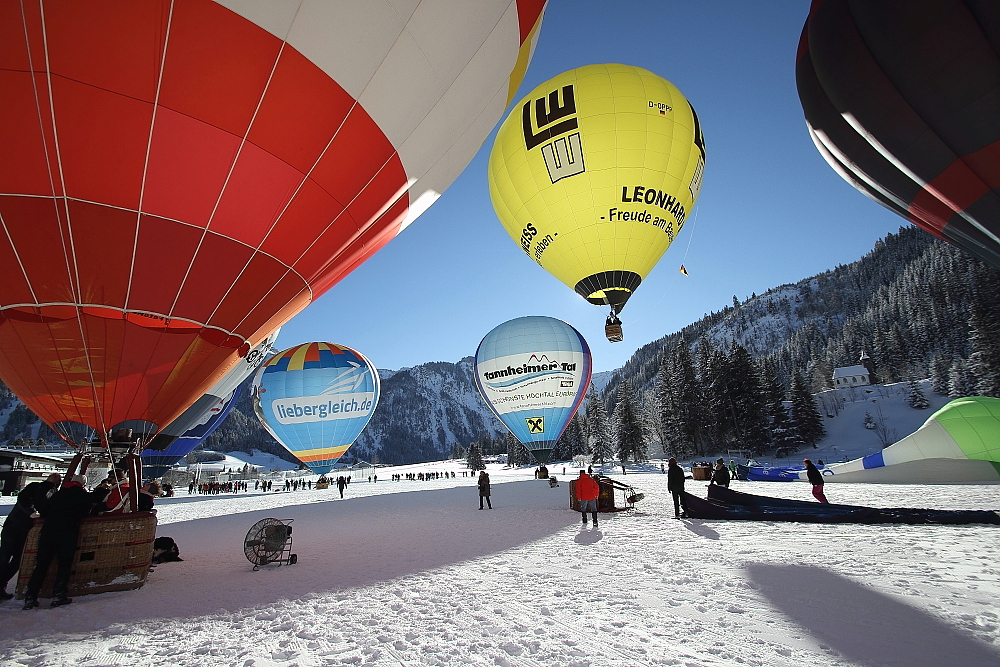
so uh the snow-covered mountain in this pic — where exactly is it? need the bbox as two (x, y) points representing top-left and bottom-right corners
(350, 357), (504, 465)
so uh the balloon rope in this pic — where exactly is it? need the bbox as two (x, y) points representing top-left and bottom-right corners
(626, 204), (700, 325)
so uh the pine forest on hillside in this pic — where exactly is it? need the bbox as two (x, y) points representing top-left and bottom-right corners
(1, 226), (999, 466)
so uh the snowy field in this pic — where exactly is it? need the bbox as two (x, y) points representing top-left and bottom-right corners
(1, 459), (999, 667)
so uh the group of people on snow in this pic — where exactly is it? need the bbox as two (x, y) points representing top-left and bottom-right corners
(0, 469), (159, 610)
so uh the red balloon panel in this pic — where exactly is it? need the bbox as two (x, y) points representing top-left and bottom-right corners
(0, 71), (56, 196)
(52, 77), (151, 210)
(207, 252), (294, 331)
(40, 0), (166, 103)
(247, 48), (356, 174)
(259, 178), (346, 268)
(157, 0), (279, 138)
(67, 202), (134, 308)
(143, 108), (242, 224)
(129, 216), (206, 314)
(0, 198), (74, 304)
(310, 107), (402, 208)
(208, 141), (304, 247)
(172, 234), (258, 324)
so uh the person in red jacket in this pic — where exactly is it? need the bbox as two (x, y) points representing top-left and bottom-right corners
(575, 470), (600, 528)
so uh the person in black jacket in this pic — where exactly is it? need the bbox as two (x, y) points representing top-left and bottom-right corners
(804, 458), (829, 504)
(0, 473), (60, 601)
(22, 474), (94, 609)
(667, 458), (687, 519)
(478, 470), (492, 510)
(709, 458), (731, 489)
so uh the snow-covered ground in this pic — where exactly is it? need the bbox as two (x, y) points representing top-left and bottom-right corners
(1, 458), (999, 667)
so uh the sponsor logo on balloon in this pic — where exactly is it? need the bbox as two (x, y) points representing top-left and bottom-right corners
(522, 85), (578, 150)
(525, 416), (545, 433)
(521, 84), (586, 184)
(520, 222), (538, 252)
(618, 186), (686, 224)
(271, 393), (375, 424)
(541, 133), (584, 183)
(482, 360), (577, 382)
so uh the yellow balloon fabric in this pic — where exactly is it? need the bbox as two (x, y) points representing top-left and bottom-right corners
(488, 64), (705, 310)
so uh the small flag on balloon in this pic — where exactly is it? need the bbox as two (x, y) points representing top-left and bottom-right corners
(679, 264), (688, 276)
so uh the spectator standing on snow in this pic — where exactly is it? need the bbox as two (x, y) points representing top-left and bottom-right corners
(804, 459), (828, 503)
(336, 476), (347, 499)
(667, 458), (688, 519)
(22, 474), (94, 609)
(0, 473), (60, 601)
(478, 471), (492, 510)
(710, 458), (731, 489)
(575, 470), (599, 528)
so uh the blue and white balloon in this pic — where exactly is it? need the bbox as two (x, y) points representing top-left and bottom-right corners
(474, 316), (591, 465)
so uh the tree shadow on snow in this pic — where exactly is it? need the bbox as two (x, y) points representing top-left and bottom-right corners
(745, 563), (1000, 667)
(0, 480), (578, 637)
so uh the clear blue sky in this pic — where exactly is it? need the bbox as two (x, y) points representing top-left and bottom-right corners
(276, 0), (904, 374)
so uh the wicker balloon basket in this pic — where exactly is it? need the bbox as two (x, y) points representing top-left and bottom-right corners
(15, 511), (157, 599)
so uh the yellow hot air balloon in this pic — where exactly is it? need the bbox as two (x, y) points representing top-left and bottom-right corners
(488, 64), (705, 341)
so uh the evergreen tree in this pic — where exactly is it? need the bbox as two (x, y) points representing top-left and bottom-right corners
(611, 380), (644, 463)
(553, 413), (586, 462)
(466, 442), (484, 470)
(504, 431), (529, 467)
(969, 305), (1000, 398)
(669, 338), (707, 456)
(653, 353), (676, 455)
(863, 411), (876, 430)
(567, 412), (587, 458)
(695, 335), (725, 452)
(585, 388), (611, 463)
(552, 426), (570, 462)
(638, 390), (661, 458)
(906, 377), (930, 409)
(788, 370), (826, 447)
(760, 359), (796, 453)
(948, 358), (975, 398)
(808, 356), (834, 393)
(929, 354), (952, 396)
(725, 342), (770, 455)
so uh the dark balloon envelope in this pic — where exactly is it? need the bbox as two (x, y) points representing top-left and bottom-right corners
(797, 0), (1000, 268)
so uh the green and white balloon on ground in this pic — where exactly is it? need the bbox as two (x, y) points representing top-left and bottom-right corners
(807, 396), (1000, 483)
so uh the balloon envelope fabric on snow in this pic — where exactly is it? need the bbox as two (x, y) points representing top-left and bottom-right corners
(0, 0), (546, 444)
(474, 316), (591, 465)
(253, 343), (380, 474)
(794, 396), (1000, 483)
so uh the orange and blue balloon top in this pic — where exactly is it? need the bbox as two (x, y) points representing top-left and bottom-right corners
(263, 342), (364, 373)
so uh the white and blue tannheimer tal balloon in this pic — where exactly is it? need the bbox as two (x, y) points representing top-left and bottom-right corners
(474, 316), (592, 465)
(252, 342), (380, 474)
